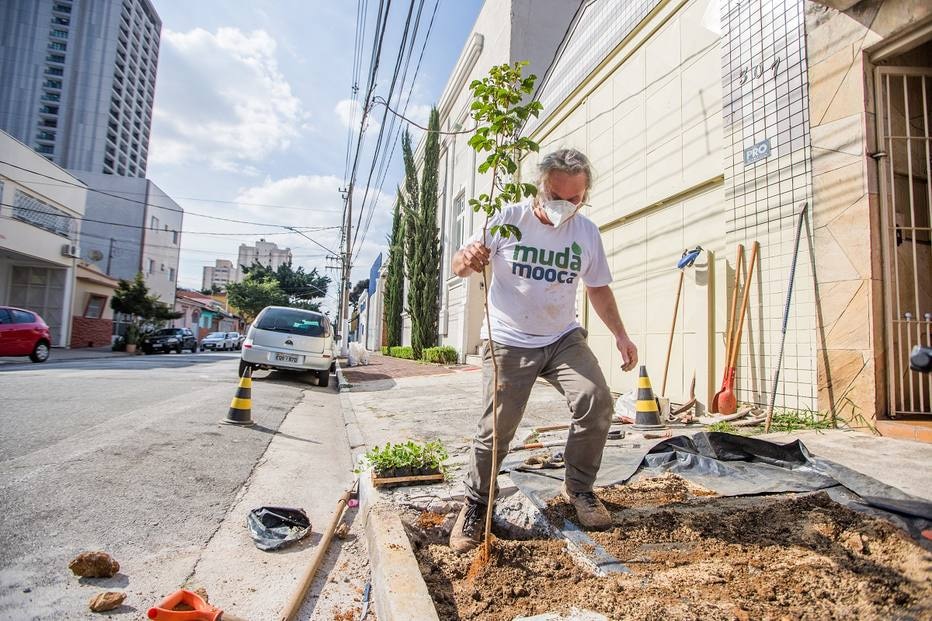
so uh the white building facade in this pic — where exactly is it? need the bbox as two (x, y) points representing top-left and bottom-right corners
(0, 130), (87, 347)
(400, 0), (583, 357)
(237, 239), (292, 272)
(202, 258), (239, 291)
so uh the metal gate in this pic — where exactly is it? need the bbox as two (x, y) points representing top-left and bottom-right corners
(875, 67), (932, 417)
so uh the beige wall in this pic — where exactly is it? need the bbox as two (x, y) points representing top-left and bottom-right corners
(805, 0), (932, 421)
(525, 0), (729, 404)
(74, 277), (115, 320)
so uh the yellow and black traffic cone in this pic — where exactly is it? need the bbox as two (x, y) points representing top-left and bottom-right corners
(224, 366), (254, 426)
(632, 365), (667, 430)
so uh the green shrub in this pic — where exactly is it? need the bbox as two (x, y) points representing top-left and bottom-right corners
(388, 346), (414, 359)
(422, 346), (458, 365)
(380, 346), (389, 355)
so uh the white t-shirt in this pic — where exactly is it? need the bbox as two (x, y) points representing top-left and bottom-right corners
(464, 201), (613, 348)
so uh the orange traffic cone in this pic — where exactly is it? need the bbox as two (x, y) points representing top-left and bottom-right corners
(224, 366), (254, 426)
(632, 365), (666, 430)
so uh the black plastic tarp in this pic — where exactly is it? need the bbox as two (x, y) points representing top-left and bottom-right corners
(504, 432), (931, 544)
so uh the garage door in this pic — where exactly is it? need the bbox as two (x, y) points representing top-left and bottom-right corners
(8, 266), (66, 347)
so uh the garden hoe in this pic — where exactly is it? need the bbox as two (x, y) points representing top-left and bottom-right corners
(661, 246), (702, 397)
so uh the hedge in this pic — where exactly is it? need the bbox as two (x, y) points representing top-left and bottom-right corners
(422, 346), (458, 365)
(380, 346), (389, 355)
(388, 346), (415, 359)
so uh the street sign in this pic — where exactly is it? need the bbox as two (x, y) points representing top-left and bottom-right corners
(744, 139), (771, 165)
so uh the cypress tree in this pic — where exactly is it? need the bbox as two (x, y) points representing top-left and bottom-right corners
(410, 108), (442, 358)
(383, 192), (405, 347)
(401, 129), (419, 280)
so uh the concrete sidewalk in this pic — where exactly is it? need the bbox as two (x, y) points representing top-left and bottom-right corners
(342, 354), (932, 501)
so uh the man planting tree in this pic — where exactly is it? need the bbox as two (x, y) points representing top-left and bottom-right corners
(449, 148), (638, 553)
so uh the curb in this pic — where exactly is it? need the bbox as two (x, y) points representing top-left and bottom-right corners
(340, 358), (441, 620)
(359, 471), (440, 621)
(335, 360), (366, 454)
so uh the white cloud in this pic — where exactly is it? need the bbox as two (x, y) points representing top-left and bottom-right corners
(334, 98), (379, 132)
(149, 27), (309, 171)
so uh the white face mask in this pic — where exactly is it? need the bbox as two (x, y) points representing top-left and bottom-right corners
(539, 199), (579, 228)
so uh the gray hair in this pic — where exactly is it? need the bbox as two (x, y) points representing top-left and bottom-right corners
(537, 148), (593, 190)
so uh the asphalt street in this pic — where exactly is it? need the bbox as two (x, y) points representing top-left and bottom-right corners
(0, 351), (323, 619)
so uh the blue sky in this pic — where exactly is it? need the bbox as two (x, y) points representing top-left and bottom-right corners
(147, 0), (484, 312)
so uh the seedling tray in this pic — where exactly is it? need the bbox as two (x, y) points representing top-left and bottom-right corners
(371, 471), (445, 488)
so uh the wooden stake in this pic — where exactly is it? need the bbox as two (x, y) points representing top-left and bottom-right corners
(279, 484), (355, 621)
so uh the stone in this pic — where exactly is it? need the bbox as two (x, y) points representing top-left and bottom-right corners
(813, 228), (861, 283)
(88, 592), (125, 612)
(826, 281), (872, 349)
(808, 47), (855, 125)
(812, 160), (866, 229)
(68, 552), (119, 578)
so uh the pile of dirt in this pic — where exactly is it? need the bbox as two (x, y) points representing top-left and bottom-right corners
(413, 475), (931, 620)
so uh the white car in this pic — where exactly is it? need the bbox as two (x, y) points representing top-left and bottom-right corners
(229, 332), (246, 349)
(201, 331), (237, 351)
(239, 306), (336, 386)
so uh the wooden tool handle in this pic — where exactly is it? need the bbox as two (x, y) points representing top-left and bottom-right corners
(724, 244), (745, 370)
(279, 486), (354, 621)
(727, 242), (759, 370)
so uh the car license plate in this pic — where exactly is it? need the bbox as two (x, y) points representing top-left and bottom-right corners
(274, 353), (300, 363)
(152, 344), (162, 349)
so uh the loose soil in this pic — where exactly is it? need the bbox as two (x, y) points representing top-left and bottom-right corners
(412, 475), (932, 620)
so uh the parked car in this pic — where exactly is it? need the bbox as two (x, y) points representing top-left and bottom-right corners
(201, 331), (237, 351)
(141, 327), (199, 354)
(0, 306), (52, 363)
(228, 332), (246, 350)
(239, 306), (337, 386)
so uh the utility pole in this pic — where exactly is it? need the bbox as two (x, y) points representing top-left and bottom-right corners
(339, 186), (351, 355)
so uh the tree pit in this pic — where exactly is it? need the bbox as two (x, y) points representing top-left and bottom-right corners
(408, 474), (931, 620)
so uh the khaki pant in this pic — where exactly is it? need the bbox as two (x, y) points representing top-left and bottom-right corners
(464, 328), (614, 505)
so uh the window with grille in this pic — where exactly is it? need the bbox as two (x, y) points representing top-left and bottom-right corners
(12, 190), (73, 237)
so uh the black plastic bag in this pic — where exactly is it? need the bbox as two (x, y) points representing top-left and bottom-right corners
(246, 506), (312, 551)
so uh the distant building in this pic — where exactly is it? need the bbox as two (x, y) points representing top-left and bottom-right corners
(0, 0), (161, 177)
(70, 262), (119, 348)
(174, 289), (241, 339)
(202, 259), (239, 291)
(72, 171), (182, 306)
(0, 130), (87, 347)
(237, 239), (292, 272)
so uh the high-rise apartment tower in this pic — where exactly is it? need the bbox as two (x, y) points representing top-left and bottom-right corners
(0, 0), (161, 177)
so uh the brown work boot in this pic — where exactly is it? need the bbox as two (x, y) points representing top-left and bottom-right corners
(449, 500), (487, 553)
(561, 484), (612, 530)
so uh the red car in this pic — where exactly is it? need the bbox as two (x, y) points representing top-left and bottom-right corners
(0, 306), (52, 362)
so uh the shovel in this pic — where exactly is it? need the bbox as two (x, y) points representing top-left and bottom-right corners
(711, 244), (744, 413)
(713, 241), (759, 415)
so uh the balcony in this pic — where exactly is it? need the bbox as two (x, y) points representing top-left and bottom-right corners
(41, 118), (58, 128)
(36, 130), (56, 142)
(45, 66), (64, 76)
(49, 29), (69, 39)
(41, 93), (61, 102)
(43, 80), (62, 90)
(46, 54), (65, 64)
(39, 105), (59, 116)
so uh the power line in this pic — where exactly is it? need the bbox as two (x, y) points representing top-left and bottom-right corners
(351, 0), (421, 258)
(352, 0), (441, 263)
(0, 205), (335, 237)
(369, 95), (473, 134)
(338, 0), (393, 337)
(0, 160), (341, 227)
